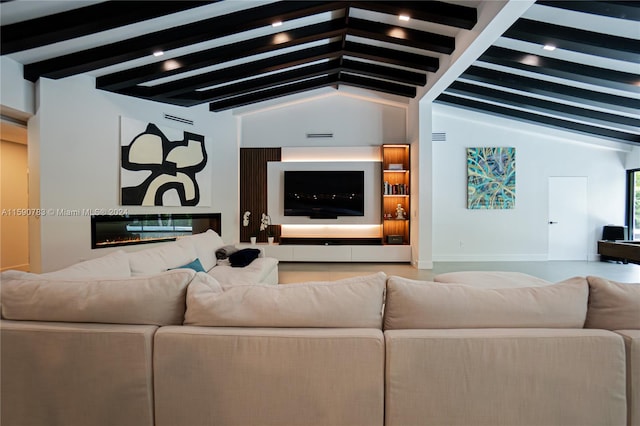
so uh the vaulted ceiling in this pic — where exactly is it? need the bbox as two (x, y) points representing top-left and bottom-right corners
(1, 1), (638, 144)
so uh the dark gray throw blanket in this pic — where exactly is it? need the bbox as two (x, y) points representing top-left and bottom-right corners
(215, 245), (239, 260)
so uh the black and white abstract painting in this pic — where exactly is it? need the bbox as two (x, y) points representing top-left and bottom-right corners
(120, 116), (211, 206)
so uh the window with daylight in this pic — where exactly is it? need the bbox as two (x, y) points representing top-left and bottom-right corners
(627, 169), (640, 241)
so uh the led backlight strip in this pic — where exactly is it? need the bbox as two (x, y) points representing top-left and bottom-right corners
(281, 224), (382, 238)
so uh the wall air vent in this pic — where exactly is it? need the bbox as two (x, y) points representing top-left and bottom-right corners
(306, 133), (333, 138)
(164, 113), (193, 125)
(432, 132), (447, 142)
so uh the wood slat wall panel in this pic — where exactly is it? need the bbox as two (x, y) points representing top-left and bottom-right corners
(240, 148), (281, 242)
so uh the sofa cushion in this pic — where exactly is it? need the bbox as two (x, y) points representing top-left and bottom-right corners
(184, 272), (387, 328)
(127, 239), (198, 276)
(585, 276), (640, 330)
(1, 269), (195, 325)
(434, 271), (552, 288)
(384, 276), (588, 330)
(178, 229), (225, 271)
(207, 257), (279, 288)
(41, 250), (131, 279)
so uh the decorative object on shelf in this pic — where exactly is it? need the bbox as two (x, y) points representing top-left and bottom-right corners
(243, 211), (273, 243)
(395, 204), (406, 220)
(120, 116), (211, 206)
(387, 235), (403, 244)
(388, 163), (404, 170)
(467, 147), (516, 209)
(250, 236), (257, 245)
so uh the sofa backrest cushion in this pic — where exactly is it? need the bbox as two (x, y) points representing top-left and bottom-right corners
(384, 276), (588, 330)
(41, 250), (132, 279)
(434, 271), (552, 288)
(585, 276), (640, 330)
(127, 239), (198, 276)
(184, 272), (387, 328)
(1, 269), (195, 325)
(177, 229), (225, 271)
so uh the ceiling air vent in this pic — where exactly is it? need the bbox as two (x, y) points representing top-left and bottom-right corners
(164, 113), (193, 125)
(306, 133), (333, 138)
(432, 132), (447, 142)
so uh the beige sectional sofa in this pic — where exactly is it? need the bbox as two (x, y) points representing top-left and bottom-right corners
(1, 268), (638, 426)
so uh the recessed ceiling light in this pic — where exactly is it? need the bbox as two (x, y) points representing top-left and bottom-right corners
(272, 21), (283, 27)
(543, 44), (556, 51)
(153, 51), (164, 57)
(399, 14), (410, 22)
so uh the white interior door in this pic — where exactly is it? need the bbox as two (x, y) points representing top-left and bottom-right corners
(548, 177), (588, 260)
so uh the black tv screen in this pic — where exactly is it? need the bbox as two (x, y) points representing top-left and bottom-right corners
(284, 170), (365, 218)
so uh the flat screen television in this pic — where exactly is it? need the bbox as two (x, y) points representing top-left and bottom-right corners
(284, 170), (365, 218)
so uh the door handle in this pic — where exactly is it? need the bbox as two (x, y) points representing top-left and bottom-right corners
(549, 221), (558, 224)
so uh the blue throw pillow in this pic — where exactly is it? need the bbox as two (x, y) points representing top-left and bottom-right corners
(171, 258), (206, 273)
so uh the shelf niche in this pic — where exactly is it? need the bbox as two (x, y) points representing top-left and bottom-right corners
(382, 144), (410, 245)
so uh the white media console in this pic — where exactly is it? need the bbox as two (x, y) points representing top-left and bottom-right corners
(240, 243), (412, 262)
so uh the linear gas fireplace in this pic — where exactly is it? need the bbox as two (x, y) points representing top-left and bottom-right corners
(91, 213), (221, 249)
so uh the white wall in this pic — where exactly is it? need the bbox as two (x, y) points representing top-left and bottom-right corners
(432, 104), (630, 261)
(0, 56), (34, 116)
(240, 93), (407, 147)
(32, 75), (238, 272)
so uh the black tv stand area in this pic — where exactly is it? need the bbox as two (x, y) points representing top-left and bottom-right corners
(279, 237), (383, 246)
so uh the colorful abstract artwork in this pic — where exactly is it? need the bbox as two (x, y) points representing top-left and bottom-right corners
(120, 117), (211, 206)
(467, 147), (515, 209)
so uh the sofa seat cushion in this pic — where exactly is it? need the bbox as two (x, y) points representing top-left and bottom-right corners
(41, 250), (132, 278)
(185, 272), (387, 328)
(207, 257), (279, 287)
(384, 328), (626, 426)
(434, 271), (552, 288)
(154, 326), (384, 426)
(1, 320), (156, 426)
(1, 269), (195, 325)
(614, 330), (640, 426)
(585, 276), (640, 330)
(384, 276), (588, 330)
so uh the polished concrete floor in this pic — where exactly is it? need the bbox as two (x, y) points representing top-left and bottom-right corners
(278, 260), (640, 284)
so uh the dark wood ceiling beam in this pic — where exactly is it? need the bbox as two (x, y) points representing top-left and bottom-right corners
(461, 65), (640, 115)
(446, 81), (640, 130)
(536, 1), (640, 21)
(118, 42), (343, 99)
(97, 18), (347, 91)
(344, 41), (438, 72)
(176, 59), (343, 104)
(479, 46), (640, 93)
(346, 17), (455, 54)
(339, 73), (416, 97)
(209, 74), (340, 112)
(503, 18), (640, 63)
(1, 1), (216, 54)
(436, 94), (640, 144)
(351, 1), (477, 30)
(341, 58), (426, 86)
(23, 1), (346, 81)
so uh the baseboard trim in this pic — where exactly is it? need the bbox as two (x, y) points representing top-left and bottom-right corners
(1, 263), (30, 272)
(433, 254), (548, 262)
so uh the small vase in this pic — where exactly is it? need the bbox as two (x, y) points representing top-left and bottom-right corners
(268, 236), (275, 245)
(250, 236), (257, 245)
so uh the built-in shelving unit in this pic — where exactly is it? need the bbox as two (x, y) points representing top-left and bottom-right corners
(382, 144), (410, 245)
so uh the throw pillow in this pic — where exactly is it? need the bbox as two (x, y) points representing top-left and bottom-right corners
(170, 258), (206, 273)
(229, 248), (261, 267)
(585, 276), (640, 330)
(383, 276), (589, 330)
(184, 272), (387, 328)
(177, 229), (225, 271)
